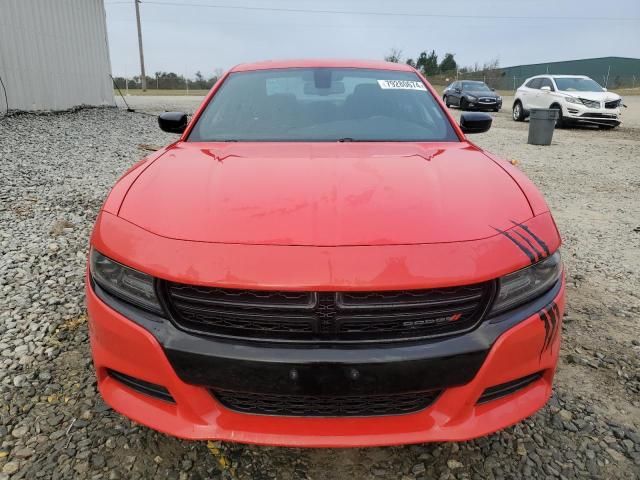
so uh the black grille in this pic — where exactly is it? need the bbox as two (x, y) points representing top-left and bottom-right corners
(163, 282), (493, 343)
(579, 112), (617, 119)
(212, 389), (440, 417)
(605, 99), (621, 109)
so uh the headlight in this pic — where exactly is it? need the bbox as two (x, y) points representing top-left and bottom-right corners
(564, 96), (582, 105)
(497, 96), (502, 101)
(90, 249), (163, 314)
(467, 95), (477, 101)
(490, 252), (562, 316)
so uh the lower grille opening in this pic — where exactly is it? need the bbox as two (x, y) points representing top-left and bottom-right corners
(212, 389), (440, 417)
(477, 372), (543, 405)
(107, 369), (175, 403)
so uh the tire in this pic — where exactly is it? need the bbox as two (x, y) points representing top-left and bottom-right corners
(550, 105), (563, 128)
(443, 95), (450, 107)
(512, 101), (524, 121)
(460, 98), (468, 111)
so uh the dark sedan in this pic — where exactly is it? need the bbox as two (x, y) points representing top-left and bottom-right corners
(443, 81), (502, 111)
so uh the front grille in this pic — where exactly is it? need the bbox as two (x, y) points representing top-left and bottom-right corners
(479, 97), (496, 103)
(212, 389), (440, 417)
(163, 282), (493, 343)
(605, 99), (621, 109)
(579, 98), (601, 108)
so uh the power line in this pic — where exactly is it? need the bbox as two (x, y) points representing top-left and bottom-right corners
(105, 1), (640, 22)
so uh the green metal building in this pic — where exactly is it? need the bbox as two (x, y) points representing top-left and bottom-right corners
(496, 56), (640, 90)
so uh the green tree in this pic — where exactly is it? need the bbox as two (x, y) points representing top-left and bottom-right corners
(439, 53), (457, 73)
(194, 71), (205, 89)
(416, 50), (439, 76)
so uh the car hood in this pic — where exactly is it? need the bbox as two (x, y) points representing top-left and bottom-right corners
(118, 142), (533, 246)
(466, 90), (499, 98)
(561, 91), (621, 102)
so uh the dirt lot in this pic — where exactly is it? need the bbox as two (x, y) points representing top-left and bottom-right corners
(1, 97), (639, 480)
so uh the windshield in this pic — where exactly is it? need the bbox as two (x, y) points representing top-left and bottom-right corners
(462, 82), (491, 92)
(188, 68), (458, 142)
(554, 77), (604, 92)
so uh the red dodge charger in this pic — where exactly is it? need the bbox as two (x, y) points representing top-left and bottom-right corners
(86, 60), (564, 447)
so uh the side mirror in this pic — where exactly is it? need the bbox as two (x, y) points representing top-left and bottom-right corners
(158, 112), (188, 134)
(459, 112), (492, 134)
(540, 86), (551, 92)
(455, 88), (462, 93)
(491, 88), (496, 91)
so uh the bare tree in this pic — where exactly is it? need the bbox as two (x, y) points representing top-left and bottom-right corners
(384, 48), (403, 64)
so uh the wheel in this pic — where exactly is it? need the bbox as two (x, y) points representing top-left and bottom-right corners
(460, 98), (468, 111)
(443, 95), (450, 107)
(551, 105), (563, 128)
(512, 101), (524, 121)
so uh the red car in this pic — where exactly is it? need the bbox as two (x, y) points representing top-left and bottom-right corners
(87, 59), (564, 447)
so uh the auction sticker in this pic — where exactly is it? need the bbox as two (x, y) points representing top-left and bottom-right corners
(377, 80), (427, 91)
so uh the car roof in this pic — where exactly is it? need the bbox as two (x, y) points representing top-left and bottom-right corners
(529, 74), (589, 79)
(230, 59), (416, 73)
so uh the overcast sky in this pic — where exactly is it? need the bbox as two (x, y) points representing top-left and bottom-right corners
(105, 0), (640, 79)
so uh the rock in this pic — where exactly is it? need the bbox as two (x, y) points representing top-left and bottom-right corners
(2, 463), (19, 475)
(12, 447), (35, 459)
(447, 460), (464, 470)
(11, 426), (28, 439)
(606, 448), (626, 463)
(559, 409), (573, 422)
(517, 440), (527, 456)
(92, 454), (106, 468)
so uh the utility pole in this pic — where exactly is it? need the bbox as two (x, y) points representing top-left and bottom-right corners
(134, 0), (147, 91)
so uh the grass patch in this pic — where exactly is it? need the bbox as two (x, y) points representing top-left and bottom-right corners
(115, 89), (209, 96)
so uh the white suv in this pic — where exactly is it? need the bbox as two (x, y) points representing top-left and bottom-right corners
(512, 75), (622, 129)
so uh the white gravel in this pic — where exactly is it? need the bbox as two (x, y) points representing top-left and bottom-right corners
(0, 101), (639, 479)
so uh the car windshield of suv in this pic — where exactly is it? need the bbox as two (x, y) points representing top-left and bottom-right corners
(188, 68), (458, 142)
(554, 77), (604, 92)
(462, 82), (491, 92)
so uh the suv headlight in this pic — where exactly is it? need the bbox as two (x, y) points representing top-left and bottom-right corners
(90, 249), (163, 314)
(490, 252), (562, 316)
(564, 96), (582, 105)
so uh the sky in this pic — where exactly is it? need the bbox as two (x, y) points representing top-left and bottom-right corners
(104, 0), (640, 79)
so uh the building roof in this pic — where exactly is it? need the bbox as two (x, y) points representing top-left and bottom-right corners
(502, 56), (640, 70)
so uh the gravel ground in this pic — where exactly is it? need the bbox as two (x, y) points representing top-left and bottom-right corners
(1, 100), (639, 480)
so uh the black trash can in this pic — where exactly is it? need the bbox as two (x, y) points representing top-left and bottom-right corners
(528, 108), (559, 146)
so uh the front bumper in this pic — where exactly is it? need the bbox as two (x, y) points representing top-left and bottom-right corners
(87, 273), (565, 447)
(564, 103), (621, 126)
(467, 98), (502, 110)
